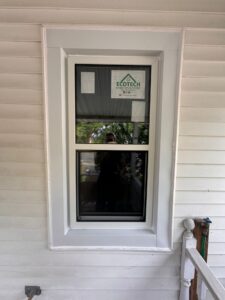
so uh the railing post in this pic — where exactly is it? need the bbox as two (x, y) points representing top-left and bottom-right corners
(179, 219), (197, 300)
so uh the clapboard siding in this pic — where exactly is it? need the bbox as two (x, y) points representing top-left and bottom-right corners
(0, 189), (45, 201)
(0, 74), (42, 90)
(176, 191), (225, 204)
(184, 45), (225, 61)
(0, 119), (43, 134)
(0, 133), (44, 148)
(209, 244), (225, 255)
(0, 24), (41, 41)
(183, 61), (225, 77)
(0, 216), (45, 229)
(176, 178), (225, 191)
(179, 136), (225, 151)
(0, 41), (41, 57)
(0, 3), (224, 300)
(0, 251), (180, 267)
(176, 28), (225, 290)
(0, 9), (224, 28)
(0, 0), (224, 12)
(0, 290), (179, 300)
(0, 204), (45, 217)
(0, 148), (44, 163)
(0, 175), (45, 190)
(0, 88), (42, 105)
(0, 276), (179, 290)
(0, 104), (43, 119)
(0, 57), (42, 74)
(0, 265), (179, 278)
(175, 204), (225, 217)
(177, 165), (225, 178)
(0, 162), (44, 177)
(181, 91), (225, 108)
(185, 29), (225, 45)
(180, 122), (225, 136)
(0, 228), (46, 242)
(178, 151), (225, 164)
(180, 107), (225, 122)
(182, 77), (225, 92)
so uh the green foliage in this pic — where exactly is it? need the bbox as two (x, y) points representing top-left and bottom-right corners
(76, 121), (148, 144)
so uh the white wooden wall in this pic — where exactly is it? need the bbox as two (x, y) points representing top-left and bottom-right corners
(0, 1), (224, 299)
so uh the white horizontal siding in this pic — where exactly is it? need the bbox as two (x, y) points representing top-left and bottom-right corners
(0, 290), (179, 300)
(175, 28), (225, 295)
(0, 74), (42, 90)
(0, 104), (43, 119)
(0, 148), (44, 163)
(0, 4), (224, 300)
(0, 57), (42, 74)
(177, 165), (225, 178)
(0, 41), (41, 57)
(185, 29), (225, 45)
(0, 9), (223, 28)
(0, 119), (43, 134)
(0, 24), (40, 41)
(0, 0), (224, 13)
(184, 45), (225, 61)
(180, 122), (225, 136)
(183, 61), (225, 77)
(176, 191), (225, 204)
(0, 88), (42, 105)
(0, 162), (44, 177)
(0, 133), (44, 149)
(182, 77), (225, 92)
(180, 107), (225, 122)
(180, 91), (225, 108)
(178, 136), (225, 151)
(178, 151), (225, 164)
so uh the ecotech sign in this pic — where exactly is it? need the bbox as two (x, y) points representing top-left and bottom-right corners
(111, 70), (146, 99)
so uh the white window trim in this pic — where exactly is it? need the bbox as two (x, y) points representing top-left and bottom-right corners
(68, 55), (158, 230)
(43, 25), (182, 251)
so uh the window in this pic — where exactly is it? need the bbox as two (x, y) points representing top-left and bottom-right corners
(68, 56), (157, 229)
(44, 26), (182, 249)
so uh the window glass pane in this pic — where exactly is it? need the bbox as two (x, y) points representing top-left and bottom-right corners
(75, 65), (151, 144)
(77, 151), (148, 221)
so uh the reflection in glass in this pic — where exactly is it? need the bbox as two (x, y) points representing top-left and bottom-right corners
(76, 121), (149, 144)
(77, 151), (147, 221)
(75, 64), (151, 145)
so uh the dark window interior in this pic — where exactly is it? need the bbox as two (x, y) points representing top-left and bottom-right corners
(77, 151), (148, 221)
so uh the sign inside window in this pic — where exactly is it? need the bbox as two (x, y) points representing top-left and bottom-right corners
(75, 64), (151, 145)
(111, 70), (146, 99)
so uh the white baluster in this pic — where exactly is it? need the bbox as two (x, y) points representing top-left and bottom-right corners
(197, 273), (207, 300)
(179, 219), (197, 300)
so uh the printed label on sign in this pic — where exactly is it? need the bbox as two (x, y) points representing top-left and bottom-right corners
(81, 72), (95, 94)
(111, 70), (146, 99)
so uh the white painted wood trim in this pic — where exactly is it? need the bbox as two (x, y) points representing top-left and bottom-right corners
(43, 25), (182, 249)
(187, 248), (225, 300)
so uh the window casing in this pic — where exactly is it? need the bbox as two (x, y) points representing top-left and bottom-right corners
(68, 56), (158, 229)
(44, 26), (182, 250)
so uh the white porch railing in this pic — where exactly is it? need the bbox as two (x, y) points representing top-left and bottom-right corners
(179, 219), (225, 300)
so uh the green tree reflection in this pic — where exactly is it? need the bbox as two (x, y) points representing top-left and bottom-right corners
(76, 122), (148, 144)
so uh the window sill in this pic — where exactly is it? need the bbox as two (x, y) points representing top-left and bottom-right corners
(49, 228), (173, 252)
